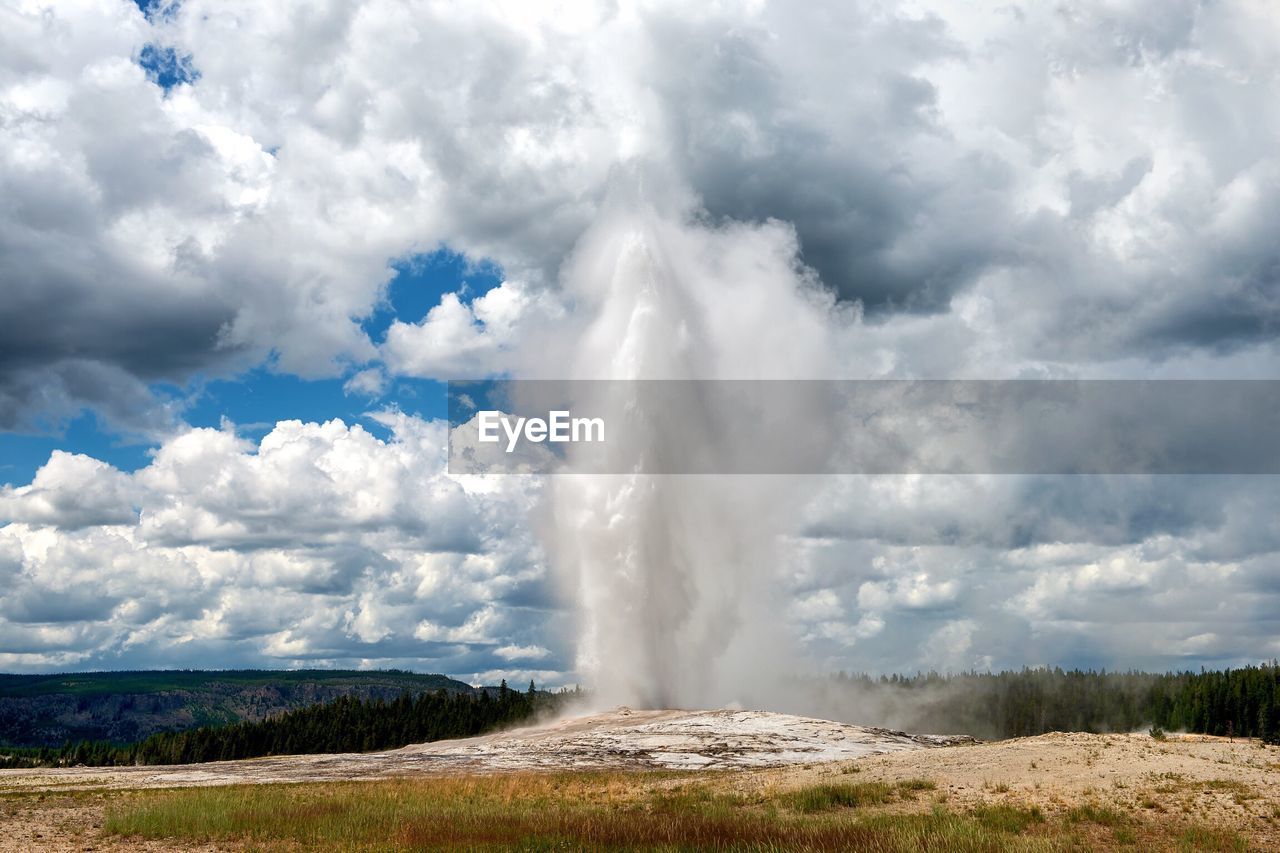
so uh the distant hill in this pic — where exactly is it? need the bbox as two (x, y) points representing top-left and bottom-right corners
(0, 670), (479, 748)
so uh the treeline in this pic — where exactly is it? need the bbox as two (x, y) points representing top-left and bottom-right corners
(0, 669), (480, 747)
(824, 663), (1280, 742)
(1, 681), (577, 769)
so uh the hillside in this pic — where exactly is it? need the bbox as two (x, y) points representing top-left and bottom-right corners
(0, 670), (476, 748)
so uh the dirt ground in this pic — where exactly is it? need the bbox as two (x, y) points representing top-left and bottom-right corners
(752, 731), (1280, 848)
(2, 714), (1278, 851)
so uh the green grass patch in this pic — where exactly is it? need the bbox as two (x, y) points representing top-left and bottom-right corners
(1065, 802), (1129, 827)
(969, 803), (1045, 833)
(1113, 825), (1138, 845)
(781, 780), (896, 812)
(1177, 824), (1249, 852)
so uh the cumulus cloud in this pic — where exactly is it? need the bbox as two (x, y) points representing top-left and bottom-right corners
(784, 475), (1280, 675)
(382, 281), (559, 379)
(3, 425), (1279, 679)
(857, 573), (959, 612)
(4, 0), (1280, 682)
(0, 451), (140, 529)
(0, 414), (566, 681)
(7, 0), (1280, 429)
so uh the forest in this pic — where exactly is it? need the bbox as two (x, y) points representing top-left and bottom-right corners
(0, 680), (571, 768)
(819, 662), (1280, 742)
(0, 669), (479, 747)
(3, 664), (1278, 769)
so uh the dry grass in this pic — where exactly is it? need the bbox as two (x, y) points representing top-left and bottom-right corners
(99, 771), (1257, 852)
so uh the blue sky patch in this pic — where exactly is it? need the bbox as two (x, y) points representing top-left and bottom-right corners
(0, 248), (492, 486)
(137, 43), (199, 92)
(363, 248), (503, 344)
(133, 0), (182, 24)
(0, 412), (154, 487)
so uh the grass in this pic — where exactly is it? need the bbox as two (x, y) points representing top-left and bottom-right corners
(1201, 780), (1256, 801)
(782, 780), (896, 812)
(969, 804), (1045, 833)
(105, 773), (1077, 851)
(1065, 803), (1130, 827)
(101, 772), (1263, 852)
(1177, 825), (1249, 852)
(783, 778), (939, 812)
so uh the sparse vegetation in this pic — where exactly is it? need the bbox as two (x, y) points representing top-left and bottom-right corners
(1065, 803), (1130, 827)
(99, 772), (1265, 852)
(107, 775), (1068, 851)
(782, 780), (896, 812)
(1201, 779), (1256, 800)
(969, 803), (1045, 833)
(1177, 825), (1249, 852)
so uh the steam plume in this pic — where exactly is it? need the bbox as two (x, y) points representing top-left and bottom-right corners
(528, 173), (839, 708)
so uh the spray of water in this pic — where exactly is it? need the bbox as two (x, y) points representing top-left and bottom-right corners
(527, 171), (840, 709)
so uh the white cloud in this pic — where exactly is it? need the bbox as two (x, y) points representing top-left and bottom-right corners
(857, 573), (959, 612)
(5, 0), (1280, 682)
(0, 414), (560, 681)
(919, 619), (978, 673)
(0, 451), (140, 529)
(494, 644), (551, 662)
(7, 0), (1280, 428)
(343, 367), (389, 398)
(382, 281), (560, 379)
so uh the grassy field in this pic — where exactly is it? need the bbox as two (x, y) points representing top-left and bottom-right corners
(100, 771), (1252, 851)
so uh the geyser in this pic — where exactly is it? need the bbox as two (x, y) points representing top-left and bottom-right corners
(529, 178), (839, 709)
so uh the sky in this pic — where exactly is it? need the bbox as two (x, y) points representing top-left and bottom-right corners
(1, 0), (1279, 687)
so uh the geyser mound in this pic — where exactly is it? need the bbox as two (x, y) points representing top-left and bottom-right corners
(400, 708), (976, 771)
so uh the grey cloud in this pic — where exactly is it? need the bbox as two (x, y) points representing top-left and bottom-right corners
(4, 0), (1280, 682)
(802, 475), (1236, 551)
(648, 8), (995, 313)
(2, 586), (121, 625)
(644, 1), (1280, 361)
(7, 0), (1280, 436)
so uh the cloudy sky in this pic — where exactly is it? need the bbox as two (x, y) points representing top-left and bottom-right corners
(1, 0), (1279, 686)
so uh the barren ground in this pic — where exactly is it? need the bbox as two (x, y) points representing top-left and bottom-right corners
(754, 730), (1280, 847)
(2, 709), (1277, 850)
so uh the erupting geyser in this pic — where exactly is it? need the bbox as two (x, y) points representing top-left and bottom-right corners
(530, 175), (839, 709)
